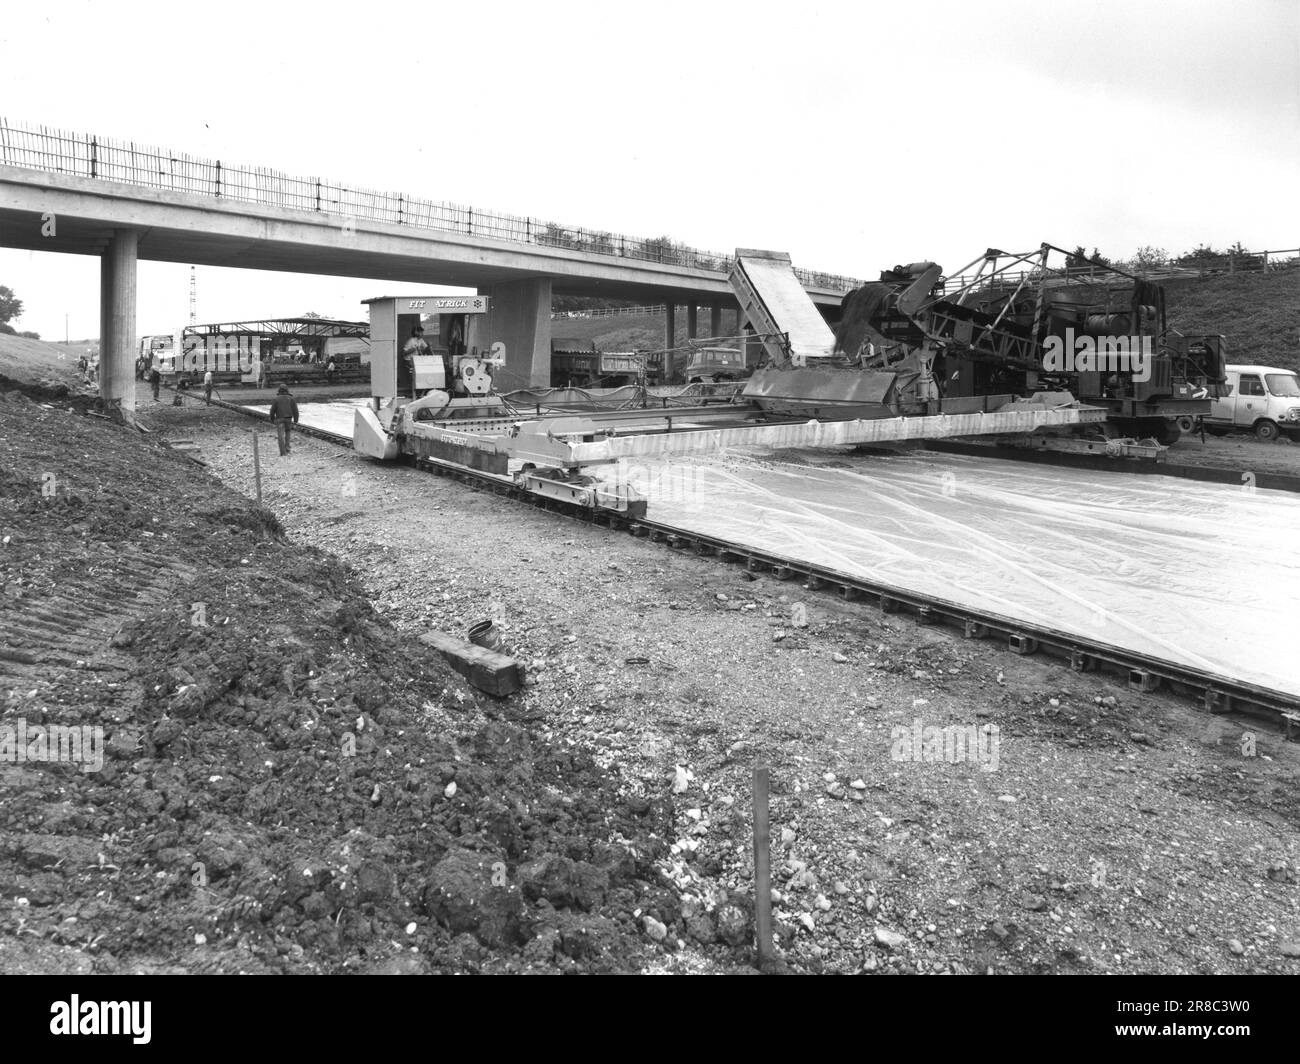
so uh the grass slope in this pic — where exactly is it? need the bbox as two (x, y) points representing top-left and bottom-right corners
(0, 334), (90, 382)
(1164, 270), (1300, 371)
(551, 310), (743, 354)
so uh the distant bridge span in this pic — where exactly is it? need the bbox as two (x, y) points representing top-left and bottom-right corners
(0, 120), (860, 405)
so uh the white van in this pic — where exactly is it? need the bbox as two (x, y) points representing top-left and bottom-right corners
(1205, 365), (1300, 441)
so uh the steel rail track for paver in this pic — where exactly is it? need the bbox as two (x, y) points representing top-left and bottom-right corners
(193, 389), (1300, 738)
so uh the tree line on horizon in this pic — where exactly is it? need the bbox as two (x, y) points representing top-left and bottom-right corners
(1066, 241), (1281, 273)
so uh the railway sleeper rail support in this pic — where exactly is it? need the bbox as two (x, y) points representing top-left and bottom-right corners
(1129, 669), (1161, 693)
(1009, 634), (1039, 655)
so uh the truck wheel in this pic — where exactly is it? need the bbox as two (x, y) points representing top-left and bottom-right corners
(1255, 420), (1280, 442)
(1175, 414), (1197, 435)
(1153, 420), (1182, 445)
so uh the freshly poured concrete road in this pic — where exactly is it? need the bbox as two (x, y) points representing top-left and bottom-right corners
(253, 398), (369, 438)
(597, 449), (1300, 699)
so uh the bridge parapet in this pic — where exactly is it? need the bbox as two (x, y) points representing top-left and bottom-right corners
(0, 117), (862, 293)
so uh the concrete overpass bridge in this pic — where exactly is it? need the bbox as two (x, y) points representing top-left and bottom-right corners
(0, 119), (861, 408)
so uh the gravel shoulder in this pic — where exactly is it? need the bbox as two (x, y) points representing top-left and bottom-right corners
(1167, 431), (1300, 478)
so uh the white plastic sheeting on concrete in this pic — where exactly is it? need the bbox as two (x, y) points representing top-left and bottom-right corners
(597, 449), (1300, 698)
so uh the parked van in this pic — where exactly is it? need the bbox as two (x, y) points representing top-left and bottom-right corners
(1204, 365), (1300, 441)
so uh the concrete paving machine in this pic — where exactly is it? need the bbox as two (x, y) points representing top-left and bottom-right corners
(350, 272), (1109, 520)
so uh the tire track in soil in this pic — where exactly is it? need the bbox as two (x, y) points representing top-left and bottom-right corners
(0, 548), (197, 696)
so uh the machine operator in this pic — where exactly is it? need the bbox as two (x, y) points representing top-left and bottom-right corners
(402, 323), (432, 396)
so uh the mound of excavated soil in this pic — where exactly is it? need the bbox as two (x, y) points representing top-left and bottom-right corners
(0, 382), (688, 973)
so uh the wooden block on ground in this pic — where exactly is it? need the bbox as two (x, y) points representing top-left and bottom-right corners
(419, 631), (524, 697)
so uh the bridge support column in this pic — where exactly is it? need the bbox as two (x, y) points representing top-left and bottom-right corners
(710, 302), (722, 337)
(687, 304), (698, 340)
(477, 277), (552, 390)
(99, 229), (138, 414)
(664, 303), (676, 383)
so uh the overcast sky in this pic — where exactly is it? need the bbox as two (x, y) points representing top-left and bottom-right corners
(1, 0), (1297, 341)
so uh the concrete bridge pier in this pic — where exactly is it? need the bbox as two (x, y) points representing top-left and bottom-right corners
(664, 303), (676, 382)
(98, 229), (138, 414)
(476, 277), (552, 390)
(710, 302), (722, 337)
(686, 304), (698, 340)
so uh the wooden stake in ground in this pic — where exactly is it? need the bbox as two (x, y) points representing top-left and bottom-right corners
(753, 765), (774, 969)
(252, 429), (263, 509)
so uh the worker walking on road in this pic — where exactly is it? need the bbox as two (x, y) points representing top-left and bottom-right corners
(269, 384), (300, 456)
(203, 368), (215, 404)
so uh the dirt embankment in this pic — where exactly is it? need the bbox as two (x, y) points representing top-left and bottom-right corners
(0, 383), (696, 974)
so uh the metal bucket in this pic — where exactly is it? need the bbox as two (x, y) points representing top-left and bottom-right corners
(467, 619), (504, 652)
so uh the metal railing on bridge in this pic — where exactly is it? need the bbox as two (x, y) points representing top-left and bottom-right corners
(0, 117), (863, 293)
(552, 305), (669, 319)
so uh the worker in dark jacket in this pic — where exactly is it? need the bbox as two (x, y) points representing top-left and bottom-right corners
(269, 384), (300, 455)
(148, 366), (161, 402)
